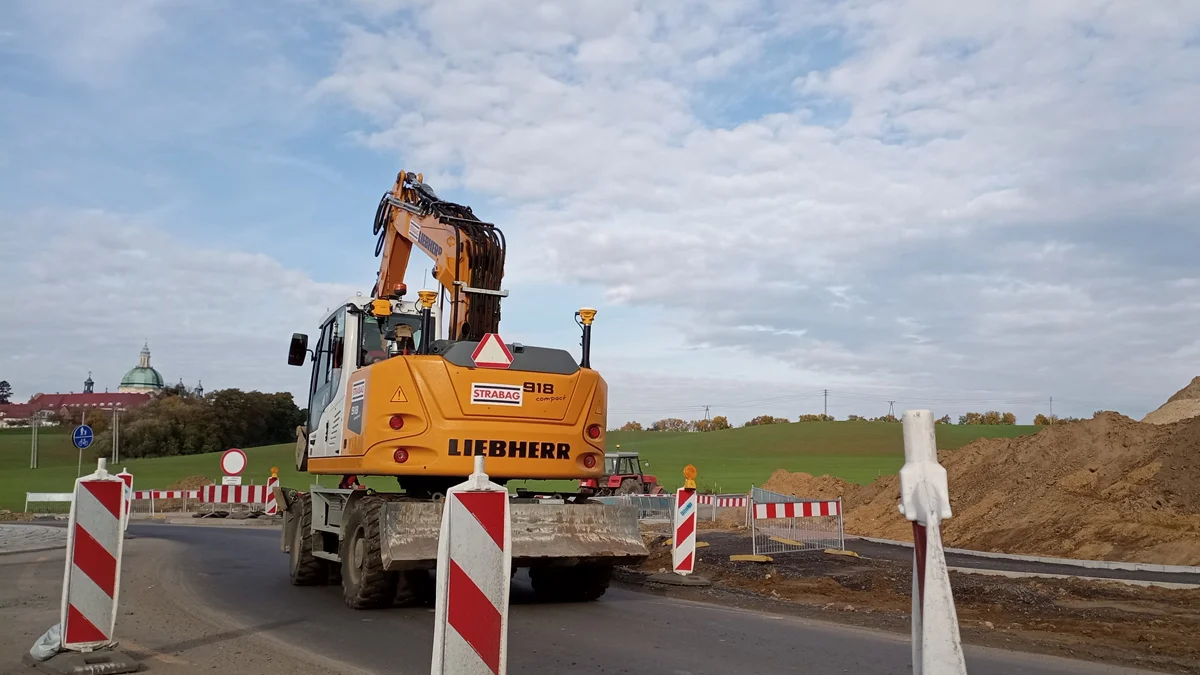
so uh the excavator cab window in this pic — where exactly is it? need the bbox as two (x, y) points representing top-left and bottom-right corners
(360, 313), (424, 365)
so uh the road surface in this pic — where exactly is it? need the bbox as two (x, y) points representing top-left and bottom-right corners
(128, 522), (1164, 675)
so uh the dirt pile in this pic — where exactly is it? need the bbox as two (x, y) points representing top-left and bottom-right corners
(762, 469), (858, 501)
(168, 475), (215, 490)
(844, 412), (1200, 565)
(1143, 376), (1200, 425)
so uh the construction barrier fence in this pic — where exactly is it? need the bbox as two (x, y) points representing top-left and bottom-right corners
(591, 494), (674, 522)
(696, 493), (749, 524)
(749, 486), (844, 555)
(26, 481), (279, 517)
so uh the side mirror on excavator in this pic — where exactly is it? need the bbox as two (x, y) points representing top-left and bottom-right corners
(287, 333), (309, 366)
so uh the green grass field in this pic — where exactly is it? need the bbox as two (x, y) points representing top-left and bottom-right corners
(0, 422), (1040, 511)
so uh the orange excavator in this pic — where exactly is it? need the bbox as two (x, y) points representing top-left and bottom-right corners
(276, 170), (647, 609)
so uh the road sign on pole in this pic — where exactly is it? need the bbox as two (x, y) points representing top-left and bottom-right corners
(220, 448), (247, 477)
(73, 425), (94, 450)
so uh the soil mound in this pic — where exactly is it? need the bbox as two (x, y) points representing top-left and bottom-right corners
(843, 413), (1200, 565)
(168, 475), (215, 490)
(762, 469), (858, 501)
(1143, 376), (1200, 425)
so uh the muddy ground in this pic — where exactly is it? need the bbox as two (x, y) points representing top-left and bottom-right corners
(625, 527), (1200, 674)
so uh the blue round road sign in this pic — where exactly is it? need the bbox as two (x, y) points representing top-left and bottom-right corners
(73, 425), (94, 450)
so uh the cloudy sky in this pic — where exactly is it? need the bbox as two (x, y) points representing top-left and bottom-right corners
(2, 0), (1198, 425)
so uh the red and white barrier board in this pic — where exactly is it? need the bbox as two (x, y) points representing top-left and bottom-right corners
(753, 500), (841, 519)
(60, 460), (126, 651)
(671, 487), (698, 575)
(265, 474), (279, 515)
(432, 456), (511, 675)
(132, 490), (198, 500)
(697, 495), (747, 508)
(200, 485), (271, 503)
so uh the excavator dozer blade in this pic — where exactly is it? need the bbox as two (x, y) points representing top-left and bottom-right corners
(379, 501), (649, 571)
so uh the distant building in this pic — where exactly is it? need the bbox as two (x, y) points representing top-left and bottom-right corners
(0, 345), (168, 427)
(119, 343), (165, 394)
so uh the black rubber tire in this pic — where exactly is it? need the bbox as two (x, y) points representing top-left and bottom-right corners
(530, 563), (613, 602)
(289, 496), (325, 586)
(615, 478), (641, 495)
(339, 496), (399, 609)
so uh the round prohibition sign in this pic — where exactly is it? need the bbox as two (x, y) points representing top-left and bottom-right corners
(221, 448), (248, 476)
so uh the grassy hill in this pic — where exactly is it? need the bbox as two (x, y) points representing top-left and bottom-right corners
(0, 422), (1039, 511)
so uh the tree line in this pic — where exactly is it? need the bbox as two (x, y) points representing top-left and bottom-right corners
(66, 383), (305, 459)
(613, 409), (1086, 432)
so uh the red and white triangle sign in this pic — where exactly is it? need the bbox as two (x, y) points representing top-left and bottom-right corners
(471, 333), (514, 369)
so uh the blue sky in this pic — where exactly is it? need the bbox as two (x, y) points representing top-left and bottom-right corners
(2, 0), (1199, 425)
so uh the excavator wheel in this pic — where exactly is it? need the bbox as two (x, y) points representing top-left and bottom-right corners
(529, 563), (613, 602)
(339, 496), (399, 609)
(289, 495), (328, 586)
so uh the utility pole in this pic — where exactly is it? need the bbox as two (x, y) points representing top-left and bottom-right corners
(824, 389), (829, 418)
(30, 412), (38, 469)
(1049, 396), (1054, 424)
(888, 400), (896, 418)
(704, 405), (710, 421)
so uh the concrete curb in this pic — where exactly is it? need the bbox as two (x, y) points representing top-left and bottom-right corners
(847, 535), (1200, 574)
(0, 545), (65, 557)
(947, 566), (1200, 590)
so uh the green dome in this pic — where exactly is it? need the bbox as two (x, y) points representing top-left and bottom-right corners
(121, 366), (164, 388)
(119, 343), (165, 392)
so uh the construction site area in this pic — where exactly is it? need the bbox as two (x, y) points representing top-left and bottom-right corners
(603, 378), (1200, 674)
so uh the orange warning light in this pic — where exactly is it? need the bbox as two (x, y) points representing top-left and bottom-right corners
(682, 464), (697, 489)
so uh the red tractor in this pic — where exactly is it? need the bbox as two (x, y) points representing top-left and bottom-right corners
(579, 449), (665, 496)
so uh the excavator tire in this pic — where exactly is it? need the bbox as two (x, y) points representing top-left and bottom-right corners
(340, 496), (399, 609)
(289, 495), (326, 586)
(530, 563), (613, 602)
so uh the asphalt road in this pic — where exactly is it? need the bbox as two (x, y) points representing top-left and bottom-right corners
(128, 523), (1164, 675)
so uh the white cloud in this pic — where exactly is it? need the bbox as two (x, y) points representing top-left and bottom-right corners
(0, 210), (355, 402)
(4, 0), (1200, 427)
(313, 0), (1200, 422)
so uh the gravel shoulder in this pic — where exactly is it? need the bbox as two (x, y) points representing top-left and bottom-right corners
(631, 527), (1200, 674)
(0, 535), (368, 675)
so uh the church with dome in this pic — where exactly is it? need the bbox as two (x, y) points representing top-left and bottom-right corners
(0, 342), (206, 427)
(119, 342), (166, 394)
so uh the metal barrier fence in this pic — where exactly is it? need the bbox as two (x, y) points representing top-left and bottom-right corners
(23, 492), (73, 515)
(591, 494), (674, 523)
(697, 493), (750, 525)
(749, 486), (844, 555)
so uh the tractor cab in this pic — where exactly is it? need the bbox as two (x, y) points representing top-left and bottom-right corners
(580, 447), (664, 496)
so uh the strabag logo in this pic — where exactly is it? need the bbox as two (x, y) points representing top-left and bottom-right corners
(471, 383), (523, 406)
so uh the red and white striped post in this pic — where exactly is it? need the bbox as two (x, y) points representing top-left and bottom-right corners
(116, 468), (133, 531)
(898, 409), (967, 675)
(265, 467), (280, 515)
(60, 458), (126, 651)
(671, 464), (699, 575)
(431, 455), (511, 675)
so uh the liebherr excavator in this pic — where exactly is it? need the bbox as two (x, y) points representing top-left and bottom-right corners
(276, 170), (648, 609)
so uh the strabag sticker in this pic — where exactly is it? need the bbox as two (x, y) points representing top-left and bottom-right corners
(471, 383), (523, 406)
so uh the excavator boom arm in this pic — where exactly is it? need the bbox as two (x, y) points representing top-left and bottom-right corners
(371, 170), (506, 341)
